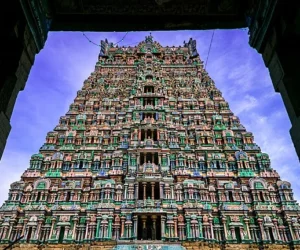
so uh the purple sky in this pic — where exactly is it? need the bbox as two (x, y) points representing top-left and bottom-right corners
(0, 30), (299, 204)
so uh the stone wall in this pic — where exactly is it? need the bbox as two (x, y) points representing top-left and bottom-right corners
(183, 242), (296, 250)
(4, 242), (298, 250)
(5, 241), (116, 250)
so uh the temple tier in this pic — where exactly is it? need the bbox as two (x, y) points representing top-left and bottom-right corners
(1, 34), (300, 250)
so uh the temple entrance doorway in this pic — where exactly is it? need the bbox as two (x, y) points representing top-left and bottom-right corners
(26, 227), (32, 243)
(269, 227), (275, 243)
(58, 226), (65, 243)
(137, 215), (161, 240)
(235, 227), (241, 243)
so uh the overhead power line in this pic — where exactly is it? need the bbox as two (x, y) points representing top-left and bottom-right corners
(204, 30), (215, 69)
(83, 32), (129, 47)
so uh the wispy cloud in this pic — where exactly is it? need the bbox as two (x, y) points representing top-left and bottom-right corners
(231, 95), (259, 115)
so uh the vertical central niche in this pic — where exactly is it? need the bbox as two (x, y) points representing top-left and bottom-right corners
(138, 182), (160, 200)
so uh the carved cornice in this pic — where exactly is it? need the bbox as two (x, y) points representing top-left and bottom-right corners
(53, 0), (239, 16)
(248, 0), (278, 52)
(20, 0), (52, 51)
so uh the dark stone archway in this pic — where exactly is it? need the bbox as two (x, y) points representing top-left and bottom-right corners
(1, 0), (299, 161)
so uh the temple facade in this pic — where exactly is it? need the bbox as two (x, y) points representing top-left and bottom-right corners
(1, 35), (300, 250)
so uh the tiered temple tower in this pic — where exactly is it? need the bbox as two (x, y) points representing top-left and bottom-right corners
(1, 34), (300, 250)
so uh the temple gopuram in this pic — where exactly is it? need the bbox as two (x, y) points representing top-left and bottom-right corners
(1, 34), (300, 250)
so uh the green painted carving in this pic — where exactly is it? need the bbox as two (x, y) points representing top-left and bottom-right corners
(45, 169), (61, 177)
(140, 46), (146, 53)
(36, 182), (46, 189)
(80, 217), (86, 224)
(238, 169), (255, 177)
(213, 217), (219, 224)
(254, 182), (264, 189)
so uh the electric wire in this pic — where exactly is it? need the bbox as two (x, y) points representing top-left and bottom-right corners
(82, 32), (130, 46)
(204, 30), (215, 69)
(113, 32), (129, 46)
